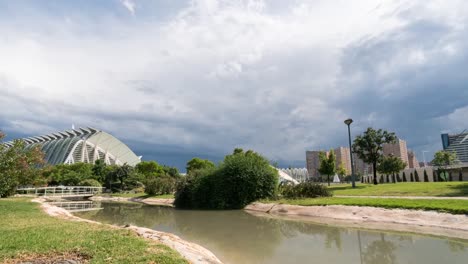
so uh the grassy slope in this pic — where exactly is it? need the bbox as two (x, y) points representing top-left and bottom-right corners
(329, 182), (468, 197)
(266, 197), (468, 214)
(0, 198), (187, 264)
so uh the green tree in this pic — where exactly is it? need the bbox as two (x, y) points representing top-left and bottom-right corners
(162, 165), (180, 178)
(433, 150), (458, 182)
(423, 170), (429, 182)
(377, 155), (406, 184)
(92, 159), (107, 183)
(318, 150), (336, 186)
(115, 163), (133, 189)
(337, 163), (347, 182)
(0, 132), (45, 197)
(135, 161), (164, 177)
(186, 157), (215, 175)
(352, 128), (397, 185)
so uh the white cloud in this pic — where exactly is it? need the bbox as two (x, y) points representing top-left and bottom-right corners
(121, 0), (136, 15)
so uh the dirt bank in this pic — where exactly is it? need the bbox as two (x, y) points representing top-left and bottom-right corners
(34, 198), (222, 264)
(90, 196), (175, 207)
(245, 202), (468, 240)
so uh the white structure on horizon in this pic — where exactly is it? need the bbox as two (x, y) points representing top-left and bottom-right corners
(3, 127), (141, 166)
(280, 168), (308, 183)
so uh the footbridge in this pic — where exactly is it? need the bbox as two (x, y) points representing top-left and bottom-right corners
(17, 186), (104, 199)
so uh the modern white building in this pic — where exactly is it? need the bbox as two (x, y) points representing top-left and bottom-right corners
(3, 127), (141, 166)
(442, 132), (468, 164)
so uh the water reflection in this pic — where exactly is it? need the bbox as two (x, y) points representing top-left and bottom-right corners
(75, 202), (468, 264)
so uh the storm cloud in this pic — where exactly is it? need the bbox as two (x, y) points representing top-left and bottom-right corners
(1, 0), (467, 170)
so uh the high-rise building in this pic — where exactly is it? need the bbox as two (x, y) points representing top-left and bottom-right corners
(306, 151), (324, 178)
(441, 132), (468, 163)
(334, 147), (352, 175)
(407, 150), (420, 169)
(353, 154), (373, 176)
(383, 138), (409, 169)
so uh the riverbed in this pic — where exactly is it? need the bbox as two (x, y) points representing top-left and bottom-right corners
(74, 202), (468, 264)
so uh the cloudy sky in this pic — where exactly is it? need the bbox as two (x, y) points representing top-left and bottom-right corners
(1, 0), (467, 170)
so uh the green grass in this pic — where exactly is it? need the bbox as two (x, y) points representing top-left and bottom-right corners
(265, 197), (468, 214)
(329, 182), (468, 197)
(103, 193), (175, 199)
(0, 198), (187, 264)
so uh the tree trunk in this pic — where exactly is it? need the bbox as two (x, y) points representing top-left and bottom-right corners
(327, 175), (330, 186)
(392, 173), (396, 183)
(372, 162), (378, 185)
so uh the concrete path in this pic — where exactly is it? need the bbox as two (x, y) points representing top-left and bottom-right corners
(335, 195), (468, 200)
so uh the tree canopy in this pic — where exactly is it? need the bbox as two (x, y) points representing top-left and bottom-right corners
(186, 157), (215, 175)
(352, 127), (396, 185)
(377, 155), (406, 183)
(318, 150), (336, 186)
(0, 132), (44, 197)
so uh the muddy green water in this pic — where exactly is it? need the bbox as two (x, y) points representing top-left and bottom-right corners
(75, 202), (468, 264)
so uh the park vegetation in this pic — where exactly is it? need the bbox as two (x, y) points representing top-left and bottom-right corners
(0, 198), (186, 263)
(174, 148), (279, 209)
(318, 149), (336, 186)
(352, 127), (397, 185)
(0, 130), (181, 198)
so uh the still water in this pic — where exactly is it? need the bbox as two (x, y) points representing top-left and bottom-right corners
(75, 202), (468, 264)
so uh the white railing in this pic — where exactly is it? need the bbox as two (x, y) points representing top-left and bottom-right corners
(16, 186), (104, 197)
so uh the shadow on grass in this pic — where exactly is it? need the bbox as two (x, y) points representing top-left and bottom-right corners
(438, 183), (468, 197)
(329, 185), (367, 191)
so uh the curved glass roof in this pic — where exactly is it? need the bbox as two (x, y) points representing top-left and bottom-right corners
(3, 127), (141, 166)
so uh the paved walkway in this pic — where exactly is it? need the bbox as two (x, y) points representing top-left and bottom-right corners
(335, 195), (468, 200)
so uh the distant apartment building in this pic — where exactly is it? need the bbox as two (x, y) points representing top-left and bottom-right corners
(306, 151), (324, 178)
(334, 147), (352, 175)
(383, 138), (409, 169)
(407, 151), (420, 169)
(353, 154), (373, 176)
(442, 132), (468, 163)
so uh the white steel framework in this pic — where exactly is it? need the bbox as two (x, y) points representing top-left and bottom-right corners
(3, 127), (141, 166)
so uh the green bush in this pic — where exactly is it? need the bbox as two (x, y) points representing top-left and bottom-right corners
(280, 182), (332, 199)
(174, 149), (279, 209)
(78, 179), (102, 187)
(145, 176), (176, 196)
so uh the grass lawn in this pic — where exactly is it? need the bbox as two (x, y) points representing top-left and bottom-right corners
(0, 198), (187, 264)
(329, 182), (468, 197)
(266, 197), (468, 214)
(103, 193), (175, 199)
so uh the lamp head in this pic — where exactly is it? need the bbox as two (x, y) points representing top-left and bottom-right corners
(344, 118), (353, 126)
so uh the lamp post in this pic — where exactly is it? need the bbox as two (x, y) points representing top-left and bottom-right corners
(422, 150), (428, 167)
(344, 118), (356, 188)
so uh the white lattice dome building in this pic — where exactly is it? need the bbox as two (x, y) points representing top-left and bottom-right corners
(3, 127), (141, 166)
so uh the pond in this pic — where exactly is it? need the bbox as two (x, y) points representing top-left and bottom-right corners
(74, 202), (468, 264)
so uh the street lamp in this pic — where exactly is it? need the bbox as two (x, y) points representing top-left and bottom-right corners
(344, 118), (356, 188)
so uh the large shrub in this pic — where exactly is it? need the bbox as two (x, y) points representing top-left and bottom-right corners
(174, 149), (279, 209)
(145, 176), (176, 196)
(280, 182), (332, 199)
(78, 179), (102, 187)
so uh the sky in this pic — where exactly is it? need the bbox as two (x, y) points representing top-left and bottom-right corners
(1, 0), (468, 171)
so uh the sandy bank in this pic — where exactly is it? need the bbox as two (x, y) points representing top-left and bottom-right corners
(245, 202), (468, 240)
(33, 198), (222, 264)
(91, 196), (175, 207)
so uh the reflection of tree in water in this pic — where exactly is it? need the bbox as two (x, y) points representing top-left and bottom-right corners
(76, 202), (176, 228)
(362, 233), (398, 264)
(446, 240), (467, 253)
(173, 211), (344, 263)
